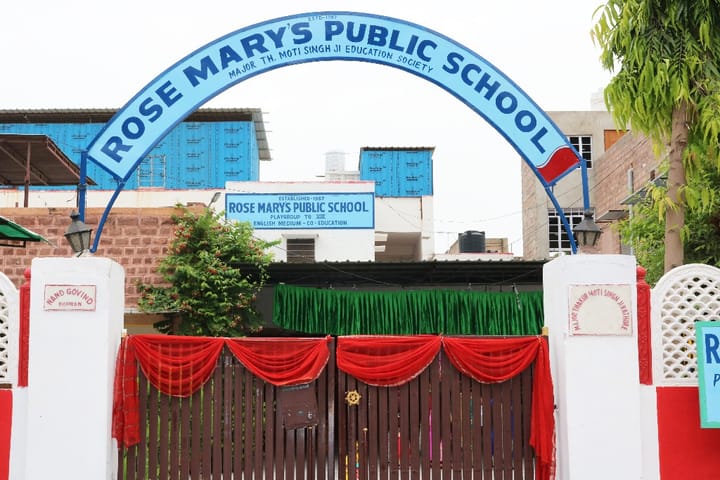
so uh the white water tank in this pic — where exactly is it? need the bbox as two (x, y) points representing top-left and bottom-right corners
(325, 150), (346, 173)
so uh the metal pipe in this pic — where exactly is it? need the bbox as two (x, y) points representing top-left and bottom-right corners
(545, 185), (578, 254)
(89, 181), (124, 253)
(78, 151), (87, 221)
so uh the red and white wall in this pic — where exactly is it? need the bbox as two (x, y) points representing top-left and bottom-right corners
(0, 271), (18, 480)
(0, 390), (11, 480)
(1, 258), (124, 480)
(545, 257), (720, 479)
(646, 264), (720, 479)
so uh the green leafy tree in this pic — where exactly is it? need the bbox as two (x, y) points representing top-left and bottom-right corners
(137, 206), (276, 336)
(618, 159), (720, 284)
(593, 1), (720, 272)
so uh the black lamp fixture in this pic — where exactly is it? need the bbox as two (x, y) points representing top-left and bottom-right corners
(64, 210), (93, 256)
(573, 209), (602, 248)
(209, 191), (222, 207)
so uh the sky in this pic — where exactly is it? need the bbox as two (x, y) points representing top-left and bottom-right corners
(2, 0), (612, 255)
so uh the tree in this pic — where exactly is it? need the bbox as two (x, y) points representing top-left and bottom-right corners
(593, 1), (720, 272)
(137, 205), (277, 336)
(618, 159), (720, 284)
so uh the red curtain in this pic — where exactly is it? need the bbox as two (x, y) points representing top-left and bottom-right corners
(112, 334), (331, 448)
(225, 337), (331, 386)
(112, 336), (140, 447)
(336, 335), (441, 386)
(132, 335), (226, 396)
(442, 336), (540, 381)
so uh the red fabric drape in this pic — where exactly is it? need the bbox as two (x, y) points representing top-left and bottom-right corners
(529, 339), (556, 480)
(18, 272), (30, 387)
(112, 334), (331, 448)
(442, 336), (540, 382)
(225, 337), (331, 386)
(112, 337), (140, 447)
(132, 335), (226, 396)
(336, 335), (442, 386)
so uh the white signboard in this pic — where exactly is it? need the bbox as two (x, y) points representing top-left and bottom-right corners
(44, 284), (97, 311)
(225, 192), (374, 229)
(568, 284), (632, 336)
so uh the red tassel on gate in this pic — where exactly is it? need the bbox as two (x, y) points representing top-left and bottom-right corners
(18, 268), (30, 387)
(111, 337), (140, 448)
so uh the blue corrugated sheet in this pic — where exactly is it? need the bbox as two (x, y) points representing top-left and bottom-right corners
(359, 149), (433, 197)
(0, 121), (259, 190)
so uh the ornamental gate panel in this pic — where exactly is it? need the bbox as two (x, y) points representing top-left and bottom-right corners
(118, 339), (537, 479)
(650, 263), (720, 385)
(338, 348), (536, 480)
(0, 272), (18, 386)
(119, 344), (337, 480)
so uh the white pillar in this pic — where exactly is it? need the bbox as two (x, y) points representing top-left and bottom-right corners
(24, 257), (124, 480)
(544, 255), (643, 479)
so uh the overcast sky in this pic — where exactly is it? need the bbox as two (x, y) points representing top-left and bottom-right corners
(3, 0), (611, 255)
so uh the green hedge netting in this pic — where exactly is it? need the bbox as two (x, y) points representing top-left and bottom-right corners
(273, 284), (544, 335)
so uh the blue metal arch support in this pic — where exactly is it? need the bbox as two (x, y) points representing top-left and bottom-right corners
(85, 11), (590, 253)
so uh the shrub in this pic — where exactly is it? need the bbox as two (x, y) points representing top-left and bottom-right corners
(137, 205), (276, 336)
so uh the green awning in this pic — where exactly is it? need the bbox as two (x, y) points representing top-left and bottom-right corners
(0, 215), (51, 247)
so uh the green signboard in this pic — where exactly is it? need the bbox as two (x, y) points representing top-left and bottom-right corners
(696, 321), (720, 428)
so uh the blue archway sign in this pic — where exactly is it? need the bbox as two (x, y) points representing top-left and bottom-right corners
(85, 11), (590, 253)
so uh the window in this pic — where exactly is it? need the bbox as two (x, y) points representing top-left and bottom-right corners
(548, 208), (587, 253)
(286, 238), (315, 263)
(568, 135), (592, 169)
(137, 154), (167, 188)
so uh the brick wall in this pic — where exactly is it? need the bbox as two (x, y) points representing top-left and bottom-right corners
(593, 133), (658, 254)
(0, 206), (199, 308)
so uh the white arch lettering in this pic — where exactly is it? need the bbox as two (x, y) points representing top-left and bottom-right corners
(86, 12), (581, 187)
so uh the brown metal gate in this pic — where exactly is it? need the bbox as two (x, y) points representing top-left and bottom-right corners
(119, 339), (536, 479)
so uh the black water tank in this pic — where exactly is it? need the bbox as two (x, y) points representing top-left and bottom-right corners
(458, 230), (486, 253)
